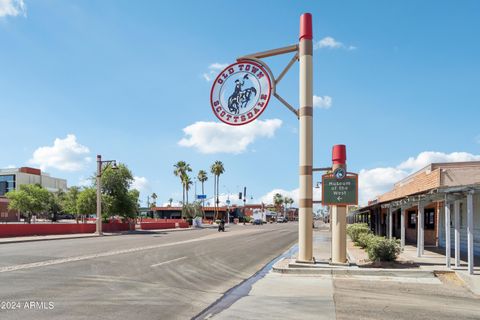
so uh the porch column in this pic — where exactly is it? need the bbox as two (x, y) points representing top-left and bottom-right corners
(388, 206), (393, 239)
(454, 200), (461, 268)
(400, 207), (406, 248)
(467, 191), (475, 275)
(417, 202), (424, 257)
(444, 198), (451, 268)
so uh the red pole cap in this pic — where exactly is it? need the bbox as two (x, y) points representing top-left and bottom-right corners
(299, 13), (313, 41)
(332, 145), (346, 165)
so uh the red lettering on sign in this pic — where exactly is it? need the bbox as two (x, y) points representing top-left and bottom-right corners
(241, 115), (246, 122)
(220, 111), (226, 117)
(216, 106), (222, 112)
(217, 78), (223, 84)
(238, 64), (244, 71)
(245, 65), (250, 72)
(214, 101), (219, 106)
(234, 116), (239, 122)
(228, 68), (234, 74)
(226, 114), (232, 121)
(260, 94), (267, 100)
(247, 112), (253, 119)
(257, 72), (264, 79)
(222, 73), (228, 79)
(257, 102), (264, 108)
(254, 108), (260, 114)
(252, 66), (258, 74)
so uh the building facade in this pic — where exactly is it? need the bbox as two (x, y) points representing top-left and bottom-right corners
(0, 167), (68, 222)
(351, 161), (480, 274)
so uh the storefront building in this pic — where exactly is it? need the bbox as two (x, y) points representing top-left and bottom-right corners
(351, 161), (480, 274)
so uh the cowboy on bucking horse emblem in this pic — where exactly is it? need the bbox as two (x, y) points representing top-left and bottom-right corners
(227, 74), (257, 114)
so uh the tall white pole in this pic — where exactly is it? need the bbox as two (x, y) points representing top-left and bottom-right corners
(297, 13), (314, 263)
(454, 200), (460, 267)
(96, 155), (103, 236)
(445, 198), (451, 268)
(467, 191), (474, 275)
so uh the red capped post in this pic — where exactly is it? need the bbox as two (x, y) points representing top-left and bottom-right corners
(299, 13), (313, 40)
(297, 13), (314, 263)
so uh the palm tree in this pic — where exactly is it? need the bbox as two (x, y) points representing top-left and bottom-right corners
(273, 193), (284, 216)
(210, 161), (225, 220)
(197, 170), (208, 205)
(182, 174), (193, 204)
(173, 161), (192, 208)
(151, 193), (157, 208)
(168, 198), (173, 207)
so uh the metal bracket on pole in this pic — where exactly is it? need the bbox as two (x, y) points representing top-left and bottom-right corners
(313, 167), (332, 172)
(237, 45), (300, 119)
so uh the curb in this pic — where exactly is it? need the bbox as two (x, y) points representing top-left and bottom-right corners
(0, 233), (114, 245)
(272, 258), (435, 278)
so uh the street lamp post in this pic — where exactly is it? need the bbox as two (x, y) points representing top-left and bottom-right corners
(96, 154), (117, 236)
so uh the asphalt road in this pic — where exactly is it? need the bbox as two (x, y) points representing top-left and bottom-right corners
(0, 223), (298, 320)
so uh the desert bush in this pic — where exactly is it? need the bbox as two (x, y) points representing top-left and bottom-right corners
(347, 223), (371, 243)
(357, 232), (376, 249)
(367, 237), (401, 262)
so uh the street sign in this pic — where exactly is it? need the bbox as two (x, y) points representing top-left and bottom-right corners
(210, 61), (272, 126)
(196, 194), (207, 200)
(322, 174), (358, 206)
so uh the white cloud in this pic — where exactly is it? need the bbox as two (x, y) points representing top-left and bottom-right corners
(29, 134), (91, 172)
(313, 95), (332, 109)
(314, 36), (356, 51)
(131, 176), (149, 192)
(178, 118), (282, 154)
(359, 151), (480, 205)
(397, 151), (480, 171)
(0, 0), (26, 18)
(202, 62), (229, 82)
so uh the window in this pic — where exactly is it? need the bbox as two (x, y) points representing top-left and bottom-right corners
(424, 208), (435, 230)
(408, 211), (416, 228)
(0, 175), (15, 196)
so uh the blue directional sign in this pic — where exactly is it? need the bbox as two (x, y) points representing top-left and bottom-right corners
(196, 194), (207, 200)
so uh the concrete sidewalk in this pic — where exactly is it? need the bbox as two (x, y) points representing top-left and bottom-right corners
(272, 223), (480, 295)
(212, 273), (335, 320)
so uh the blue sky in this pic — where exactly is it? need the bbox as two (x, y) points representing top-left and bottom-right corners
(1, 0), (480, 207)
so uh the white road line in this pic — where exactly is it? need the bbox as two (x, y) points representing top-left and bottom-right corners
(0, 228), (263, 274)
(151, 256), (187, 268)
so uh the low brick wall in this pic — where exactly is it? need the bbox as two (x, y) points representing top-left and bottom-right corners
(0, 223), (130, 238)
(140, 222), (176, 230)
(178, 222), (189, 228)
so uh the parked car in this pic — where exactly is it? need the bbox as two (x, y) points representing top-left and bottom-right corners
(252, 219), (264, 225)
(277, 217), (287, 223)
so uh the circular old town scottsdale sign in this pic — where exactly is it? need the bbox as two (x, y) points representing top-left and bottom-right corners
(210, 61), (272, 126)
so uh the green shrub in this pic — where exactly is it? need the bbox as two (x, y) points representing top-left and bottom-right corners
(367, 237), (401, 262)
(357, 232), (376, 249)
(347, 223), (371, 243)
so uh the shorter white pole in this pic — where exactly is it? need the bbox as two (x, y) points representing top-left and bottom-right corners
(445, 199), (451, 268)
(454, 200), (461, 268)
(400, 208), (405, 248)
(467, 192), (474, 275)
